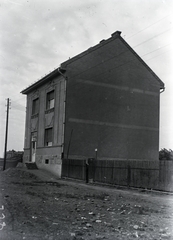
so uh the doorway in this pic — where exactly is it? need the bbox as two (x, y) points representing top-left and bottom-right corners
(31, 134), (37, 162)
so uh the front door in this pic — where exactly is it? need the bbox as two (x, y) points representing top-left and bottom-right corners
(31, 141), (36, 162)
(31, 134), (37, 162)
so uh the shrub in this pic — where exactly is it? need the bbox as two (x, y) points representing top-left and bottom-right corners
(159, 148), (173, 160)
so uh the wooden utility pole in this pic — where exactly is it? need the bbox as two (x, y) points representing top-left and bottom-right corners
(3, 98), (10, 171)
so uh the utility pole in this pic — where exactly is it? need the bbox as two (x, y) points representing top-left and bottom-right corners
(3, 98), (10, 171)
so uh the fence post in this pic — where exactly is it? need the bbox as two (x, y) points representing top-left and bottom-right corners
(86, 159), (89, 183)
(87, 158), (96, 183)
(127, 165), (131, 187)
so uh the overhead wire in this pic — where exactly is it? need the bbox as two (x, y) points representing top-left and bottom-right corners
(20, 15), (172, 104)
(58, 39), (171, 93)
(20, 14), (172, 97)
(144, 48), (172, 62)
(59, 28), (173, 86)
(12, 96), (26, 104)
(65, 15), (173, 82)
(141, 42), (172, 57)
(127, 14), (172, 39)
(2, 14), (171, 151)
(21, 39), (171, 97)
(21, 14), (172, 96)
(11, 100), (26, 112)
(133, 27), (173, 49)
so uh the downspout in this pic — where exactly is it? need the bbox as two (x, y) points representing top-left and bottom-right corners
(159, 86), (165, 156)
(57, 67), (67, 159)
(67, 129), (73, 159)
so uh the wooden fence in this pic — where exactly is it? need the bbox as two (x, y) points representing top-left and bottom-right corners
(62, 159), (173, 192)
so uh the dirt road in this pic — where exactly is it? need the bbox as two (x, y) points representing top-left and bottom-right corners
(0, 168), (173, 240)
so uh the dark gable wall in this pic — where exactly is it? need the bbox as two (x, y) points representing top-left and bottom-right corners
(63, 36), (161, 161)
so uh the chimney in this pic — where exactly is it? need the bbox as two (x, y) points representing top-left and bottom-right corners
(111, 31), (122, 38)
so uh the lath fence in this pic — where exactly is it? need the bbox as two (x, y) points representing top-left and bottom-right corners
(62, 159), (173, 192)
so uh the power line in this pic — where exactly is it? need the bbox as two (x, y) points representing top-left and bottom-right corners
(12, 100), (26, 107)
(141, 43), (172, 57)
(65, 28), (173, 82)
(24, 29), (172, 95)
(127, 14), (172, 39)
(144, 48), (172, 62)
(60, 42), (170, 92)
(11, 101), (26, 112)
(61, 44), (170, 93)
(11, 105), (26, 111)
(133, 27), (173, 49)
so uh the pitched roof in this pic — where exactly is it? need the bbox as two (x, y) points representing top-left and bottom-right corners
(21, 31), (164, 94)
(61, 31), (164, 89)
(21, 68), (65, 94)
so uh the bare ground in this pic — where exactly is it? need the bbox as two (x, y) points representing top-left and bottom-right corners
(0, 168), (173, 240)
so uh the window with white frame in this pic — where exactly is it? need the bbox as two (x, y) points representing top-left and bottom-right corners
(45, 128), (53, 146)
(46, 90), (54, 110)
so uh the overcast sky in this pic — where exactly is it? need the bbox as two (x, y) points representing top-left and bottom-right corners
(0, 0), (173, 157)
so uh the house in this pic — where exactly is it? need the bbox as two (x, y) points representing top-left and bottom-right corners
(0, 150), (23, 170)
(21, 31), (164, 177)
(6, 150), (23, 162)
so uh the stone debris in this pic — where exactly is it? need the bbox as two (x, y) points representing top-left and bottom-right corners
(134, 205), (144, 214)
(96, 219), (102, 223)
(104, 222), (113, 227)
(89, 212), (94, 215)
(132, 231), (139, 238)
(75, 230), (84, 236)
(96, 234), (105, 239)
(120, 210), (126, 215)
(86, 223), (92, 227)
(159, 228), (167, 234)
(1, 168), (173, 240)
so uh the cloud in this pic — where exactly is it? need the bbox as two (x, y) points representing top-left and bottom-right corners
(0, 0), (173, 156)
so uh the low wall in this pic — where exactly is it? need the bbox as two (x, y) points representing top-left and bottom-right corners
(36, 158), (62, 178)
(62, 159), (173, 192)
(23, 147), (62, 178)
(0, 159), (21, 170)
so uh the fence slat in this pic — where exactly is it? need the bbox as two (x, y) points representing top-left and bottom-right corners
(62, 159), (173, 192)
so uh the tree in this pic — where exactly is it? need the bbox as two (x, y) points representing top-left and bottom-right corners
(159, 148), (173, 160)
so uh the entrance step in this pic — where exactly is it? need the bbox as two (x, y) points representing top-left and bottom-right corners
(25, 162), (38, 170)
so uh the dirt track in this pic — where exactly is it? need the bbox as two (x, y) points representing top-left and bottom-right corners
(0, 168), (173, 240)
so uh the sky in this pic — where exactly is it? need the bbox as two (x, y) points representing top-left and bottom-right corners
(0, 0), (173, 157)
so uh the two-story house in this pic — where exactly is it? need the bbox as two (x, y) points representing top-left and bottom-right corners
(21, 31), (164, 177)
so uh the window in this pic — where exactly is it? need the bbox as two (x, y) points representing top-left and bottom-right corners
(45, 159), (49, 164)
(46, 90), (54, 110)
(45, 128), (53, 146)
(32, 98), (39, 115)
